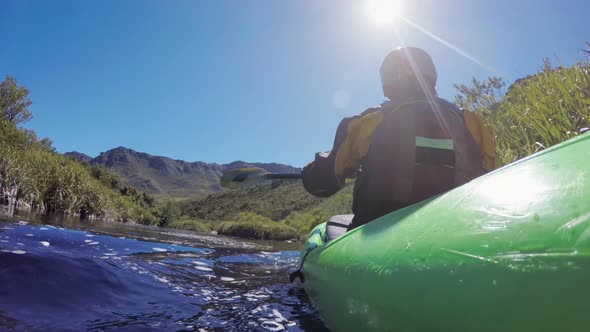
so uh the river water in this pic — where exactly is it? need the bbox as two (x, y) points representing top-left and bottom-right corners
(0, 212), (328, 331)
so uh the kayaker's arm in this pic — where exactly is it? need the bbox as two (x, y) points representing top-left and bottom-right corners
(302, 117), (353, 197)
(302, 107), (382, 197)
(462, 108), (502, 171)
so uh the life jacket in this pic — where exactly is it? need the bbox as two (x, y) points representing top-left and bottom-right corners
(350, 98), (484, 229)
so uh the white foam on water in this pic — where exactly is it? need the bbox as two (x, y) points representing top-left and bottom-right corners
(104, 253), (117, 256)
(225, 295), (242, 301)
(220, 277), (235, 282)
(84, 240), (92, 243)
(40, 227), (48, 230)
(193, 260), (210, 266)
(25, 234), (34, 237)
(261, 321), (284, 331)
(154, 276), (170, 284)
(246, 293), (269, 299)
(272, 309), (287, 323)
(88, 242), (99, 245)
(0, 240), (8, 243)
(196, 266), (213, 272)
(152, 248), (167, 252)
(124, 248), (130, 251)
(18, 221), (28, 225)
(40, 241), (50, 247)
(11, 250), (26, 255)
(17, 243), (24, 246)
(251, 305), (268, 314)
(85, 234), (94, 237)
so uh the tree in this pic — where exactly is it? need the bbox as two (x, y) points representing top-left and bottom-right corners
(0, 75), (32, 126)
(155, 200), (181, 226)
(453, 76), (505, 114)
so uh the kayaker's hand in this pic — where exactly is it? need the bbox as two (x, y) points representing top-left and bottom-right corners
(302, 152), (343, 197)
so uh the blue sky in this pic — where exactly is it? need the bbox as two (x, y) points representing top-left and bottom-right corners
(1, 0), (588, 167)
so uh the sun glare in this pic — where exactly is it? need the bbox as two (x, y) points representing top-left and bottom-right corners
(368, 0), (401, 25)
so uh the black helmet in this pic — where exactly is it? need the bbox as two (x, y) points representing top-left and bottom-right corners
(380, 47), (437, 89)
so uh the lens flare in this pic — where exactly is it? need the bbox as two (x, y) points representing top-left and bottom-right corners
(368, 0), (401, 25)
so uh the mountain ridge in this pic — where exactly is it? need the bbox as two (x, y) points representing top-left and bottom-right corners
(65, 146), (301, 198)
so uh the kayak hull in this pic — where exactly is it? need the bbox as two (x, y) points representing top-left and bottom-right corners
(301, 133), (590, 332)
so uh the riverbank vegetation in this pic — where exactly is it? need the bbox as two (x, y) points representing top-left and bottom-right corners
(163, 181), (353, 240)
(455, 57), (590, 164)
(0, 76), (158, 224)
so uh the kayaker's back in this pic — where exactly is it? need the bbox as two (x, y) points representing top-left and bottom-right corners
(351, 98), (483, 228)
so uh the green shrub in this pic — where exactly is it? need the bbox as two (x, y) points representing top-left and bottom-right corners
(217, 212), (297, 240)
(167, 219), (212, 233)
(0, 119), (158, 224)
(180, 181), (323, 221)
(455, 58), (590, 164)
(283, 182), (353, 238)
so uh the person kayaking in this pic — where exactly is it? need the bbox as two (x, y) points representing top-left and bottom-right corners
(302, 47), (500, 231)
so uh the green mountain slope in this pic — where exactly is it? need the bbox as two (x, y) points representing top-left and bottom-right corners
(171, 180), (354, 240)
(90, 147), (223, 197)
(180, 180), (324, 221)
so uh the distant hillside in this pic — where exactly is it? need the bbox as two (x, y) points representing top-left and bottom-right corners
(65, 147), (301, 198)
(171, 180), (354, 240)
(222, 161), (300, 174)
(180, 180), (323, 222)
(64, 151), (92, 163)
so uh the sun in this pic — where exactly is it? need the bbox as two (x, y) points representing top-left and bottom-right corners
(367, 0), (401, 25)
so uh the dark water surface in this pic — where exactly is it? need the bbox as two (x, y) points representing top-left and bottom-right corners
(0, 213), (328, 331)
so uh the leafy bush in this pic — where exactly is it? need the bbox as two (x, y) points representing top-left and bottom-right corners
(217, 212), (298, 240)
(180, 181), (323, 221)
(455, 58), (590, 164)
(167, 219), (212, 233)
(283, 182), (353, 238)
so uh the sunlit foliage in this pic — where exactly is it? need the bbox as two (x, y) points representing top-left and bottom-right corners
(455, 57), (590, 164)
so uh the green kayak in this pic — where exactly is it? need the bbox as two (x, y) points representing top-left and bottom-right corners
(299, 132), (590, 332)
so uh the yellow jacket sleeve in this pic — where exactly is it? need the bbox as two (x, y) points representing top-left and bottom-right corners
(334, 111), (384, 178)
(463, 109), (502, 171)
